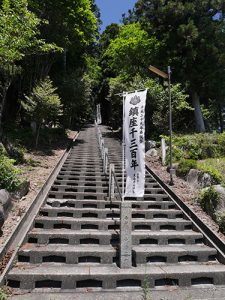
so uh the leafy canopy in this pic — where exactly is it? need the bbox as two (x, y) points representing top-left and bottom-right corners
(0, 0), (60, 65)
(28, 0), (98, 52)
(104, 22), (160, 78)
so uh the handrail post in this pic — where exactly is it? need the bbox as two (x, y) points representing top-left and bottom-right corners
(104, 148), (108, 174)
(101, 139), (105, 159)
(109, 164), (115, 200)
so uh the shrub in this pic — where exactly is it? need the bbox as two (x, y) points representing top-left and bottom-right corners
(198, 187), (220, 219)
(177, 159), (197, 177)
(197, 164), (223, 184)
(216, 211), (225, 234)
(163, 133), (225, 161)
(0, 155), (22, 191)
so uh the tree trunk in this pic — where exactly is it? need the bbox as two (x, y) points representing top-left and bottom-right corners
(218, 103), (224, 133)
(0, 80), (11, 137)
(191, 91), (206, 132)
(35, 123), (41, 149)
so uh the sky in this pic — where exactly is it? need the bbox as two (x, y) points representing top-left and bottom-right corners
(95, 0), (137, 32)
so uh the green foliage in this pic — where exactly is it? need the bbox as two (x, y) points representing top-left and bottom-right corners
(142, 275), (151, 300)
(22, 77), (62, 125)
(28, 0), (98, 53)
(104, 22), (160, 78)
(197, 161), (224, 184)
(134, 0), (225, 132)
(108, 74), (190, 132)
(0, 288), (7, 300)
(60, 69), (95, 128)
(164, 133), (225, 162)
(0, 154), (22, 191)
(177, 159), (197, 177)
(0, 0), (60, 65)
(22, 77), (62, 147)
(199, 187), (220, 219)
(216, 211), (225, 234)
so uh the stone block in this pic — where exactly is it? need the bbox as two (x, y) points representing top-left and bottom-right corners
(120, 201), (132, 269)
(0, 189), (11, 211)
(146, 148), (158, 157)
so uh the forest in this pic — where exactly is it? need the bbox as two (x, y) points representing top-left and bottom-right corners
(0, 0), (225, 192)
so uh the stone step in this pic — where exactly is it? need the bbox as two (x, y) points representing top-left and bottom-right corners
(18, 244), (116, 264)
(7, 264), (225, 290)
(133, 244), (218, 264)
(53, 179), (160, 188)
(45, 199), (177, 210)
(56, 175), (108, 181)
(39, 207), (184, 219)
(50, 185), (109, 193)
(26, 229), (203, 246)
(49, 184), (164, 195)
(34, 216), (192, 231)
(47, 191), (107, 200)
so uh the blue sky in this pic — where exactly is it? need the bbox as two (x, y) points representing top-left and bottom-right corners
(96, 0), (137, 32)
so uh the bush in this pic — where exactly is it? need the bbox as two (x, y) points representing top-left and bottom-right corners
(0, 155), (22, 191)
(216, 211), (225, 234)
(177, 159), (197, 177)
(198, 187), (220, 219)
(164, 133), (225, 161)
(197, 163), (223, 184)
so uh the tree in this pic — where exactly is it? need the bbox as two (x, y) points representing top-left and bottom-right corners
(22, 77), (62, 147)
(107, 74), (191, 134)
(0, 0), (60, 134)
(28, 0), (98, 64)
(104, 22), (160, 78)
(135, 0), (225, 132)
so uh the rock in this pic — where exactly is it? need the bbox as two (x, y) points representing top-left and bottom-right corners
(13, 180), (30, 199)
(199, 172), (213, 188)
(0, 189), (12, 211)
(187, 169), (213, 188)
(146, 148), (158, 157)
(0, 204), (5, 229)
(187, 169), (201, 188)
(213, 185), (225, 211)
(145, 140), (156, 151)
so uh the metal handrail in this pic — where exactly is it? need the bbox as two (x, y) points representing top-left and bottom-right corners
(111, 168), (122, 200)
(95, 122), (122, 201)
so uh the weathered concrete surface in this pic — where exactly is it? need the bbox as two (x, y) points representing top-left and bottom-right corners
(120, 201), (132, 269)
(9, 286), (225, 300)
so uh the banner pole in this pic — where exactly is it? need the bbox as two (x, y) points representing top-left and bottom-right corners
(122, 93), (126, 201)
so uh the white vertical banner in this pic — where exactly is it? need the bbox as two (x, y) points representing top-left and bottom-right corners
(96, 104), (102, 125)
(124, 90), (147, 197)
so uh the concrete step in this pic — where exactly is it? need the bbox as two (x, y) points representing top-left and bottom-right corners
(26, 229), (203, 246)
(45, 199), (177, 210)
(34, 216), (192, 231)
(133, 244), (218, 264)
(7, 264), (225, 290)
(8, 287), (225, 300)
(47, 191), (107, 200)
(50, 184), (109, 193)
(39, 206), (184, 219)
(6, 125), (225, 297)
(18, 244), (116, 264)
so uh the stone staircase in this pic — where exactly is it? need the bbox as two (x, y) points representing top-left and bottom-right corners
(6, 125), (225, 294)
